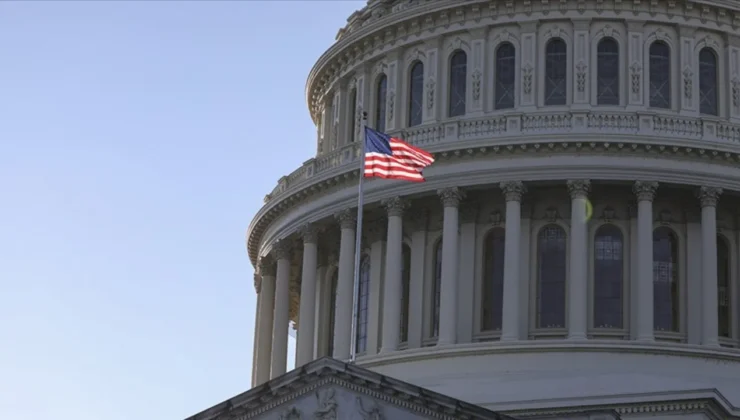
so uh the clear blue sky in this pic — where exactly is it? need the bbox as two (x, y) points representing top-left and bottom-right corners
(0, 1), (364, 419)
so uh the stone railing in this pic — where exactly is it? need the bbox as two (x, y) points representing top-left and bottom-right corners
(263, 111), (740, 203)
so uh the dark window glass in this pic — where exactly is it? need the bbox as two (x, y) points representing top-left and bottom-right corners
(448, 51), (467, 117)
(545, 39), (567, 106)
(495, 43), (516, 109)
(349, 88), (357, 142)
(400, 244), (411, 342)
(653, 227), (679, 332)
(593, 224), (624, 329)
(375, 75), (387, 132)
(597, 38), (620, 105)
(699, 48), (718, 116)
(718, 236), (731, 338)
(355, 256), (371, 353)
(408, 62), (424, 127)
(482, 228), (506, 331)
(649, 41), (671, 108)
(328, 269), (338, 356)
(432, 239), (442, 336)
(537, 225), (567, 328)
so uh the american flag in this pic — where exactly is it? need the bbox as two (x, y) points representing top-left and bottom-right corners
(363, 126), (435, 182)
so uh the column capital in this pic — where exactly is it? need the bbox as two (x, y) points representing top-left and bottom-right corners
(633, 181), (659, 202)
(500, 181), (527, 202)
(381, 197), (409, 217)
(697, 186), (722, 208)
(272, 239), (293, 261)
(335, 209), (357, 229)
(567, 179), (591, 199)
(299, 223), (322, 244)
(253, 273), (262, 293)
(437, 187), (465, 208)
(258, 257), (276, 277)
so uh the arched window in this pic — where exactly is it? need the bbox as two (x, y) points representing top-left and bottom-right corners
(481, 228), (506, 331)
(400, 244), (412, 342)
(495, 43), (516, 109)
(432, 238), (443, 337)
(593, 224), (624, 329)
(718, 236), (731, 338)
(653, 227), (679, 332)
(375, 75), (388, 132)
(699, 47), (718, 116)
(328, 269), (338, 356)
(537, 225), (567, 328)
(349, 88), (357, 142)
(408, 62), (424, 127)
(545, 38), (568, 106)
(649, 41), (671, 109)
(597, 38), (620, 105)
(355, 256), (371, 353)
(448, 51), (467, 117)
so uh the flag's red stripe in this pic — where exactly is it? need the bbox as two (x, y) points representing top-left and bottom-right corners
(364, 137), (434, 182)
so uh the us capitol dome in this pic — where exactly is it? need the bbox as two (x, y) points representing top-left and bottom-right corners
(189, 0), (740, 419)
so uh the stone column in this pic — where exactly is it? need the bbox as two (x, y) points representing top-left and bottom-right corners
(699, 186), (722, 346)
(567, 180), (591, 340)
(270, 241), (292, 378)
(437, 188), (465, 346)
(254, 259), (275, 385)
(381, 197), (408, 353)
(406, 209), (428, 349)
(296, 224), (320, 366)
(500, 181), (526, 341)
(634, 181), (659, 342)
(333, 209), (357, 360)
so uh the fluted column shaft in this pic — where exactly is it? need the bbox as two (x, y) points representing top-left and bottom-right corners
(333, 210), (356, 360)
(500, 182), (525, 341)
(700, 187), (722, 346)
(381, 198), (407, 353)
(296, 225), (320, 366)
(270, 243), (292, 378)
(567, 180), (590, 340)
(634, 181), (658, 342)
(437, 188), (464, 346)
(254, 261), (275, 385)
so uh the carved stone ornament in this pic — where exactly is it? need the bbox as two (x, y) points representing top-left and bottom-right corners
(355, 106), (364, 135)
(426, 78), (435, 110)
(732, 76), (740, 108)
(472, 68), (482, 100)
(258, 257), (276, 277)
(545, 206), (560, 222)
(576, 61), (587, 93)
(387, 90), (395, 122)
(522, 63), (533, 94)
(313, 389), (338, 420)
(500, 181), (526, 202)
(356, 396), (385, 420)
(489, 209), (503, 226)
(437, 187), (465, 208)
(633, 181), (659, 202)
(630, 61), (642, 94)
(272, 239), (293, 261)
(299, 223), (321, 244)
(601, 206), (616, 222)
(697, 186), (723, 208)
(279, 406), (302, 420)
(331, 123), (339, 150)
(382, 196), (408, 217)
(658, 209), (673, 225)
(335, 209), (357, 230)
(683, 67), (693, 99)
(567, 179), (591, 199)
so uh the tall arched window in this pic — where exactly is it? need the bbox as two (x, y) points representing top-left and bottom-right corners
(375, 75), (388, 132)
(597, 38), (620, 105)
(355, 256), (371, 353)
(537, 225), (567, 328)
(545, 38), (567, 106)
(328, 269), (338, 356)
(653, 227), (679, 332)
(699, 47), (718, 116)
(495, 43), (516, 109)
(349, 88), (357, 142)
(408, 62), (424, 127)
(400, 244), (411, 342)
(482, 228), (506, 331)
(593, 224), (624, 329)
(432, 238), (443, 337)
(649, 41), (671, 108)
(448, 51), (467, 117)
(718, 236), (731, 338)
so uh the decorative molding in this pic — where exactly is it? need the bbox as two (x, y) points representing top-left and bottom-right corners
(576, 61), (587, 93)
(697, 186), (723, 208)
(471, 68), (482, 100)
(544, 206), (560, 222)
(522, 63), (533, 94)
(683, 67), (693, 99)
(630, 61), (642, 94)
(601, 206), (616, 222)
(732, 76), (740, 108)
(438, 187), (465, 208)
(488, 209), (503, 226)
(425, 77), (436, 109)
(633, 181), (659, 202)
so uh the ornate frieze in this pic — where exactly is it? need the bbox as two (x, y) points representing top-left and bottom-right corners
(633, 181), (659, 202)
(697, 186), (722, 208)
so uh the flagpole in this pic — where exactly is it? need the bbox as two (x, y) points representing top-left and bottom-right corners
(349, 112), (368, 364)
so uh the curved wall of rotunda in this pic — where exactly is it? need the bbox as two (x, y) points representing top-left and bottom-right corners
(248, 0), (740, 417)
